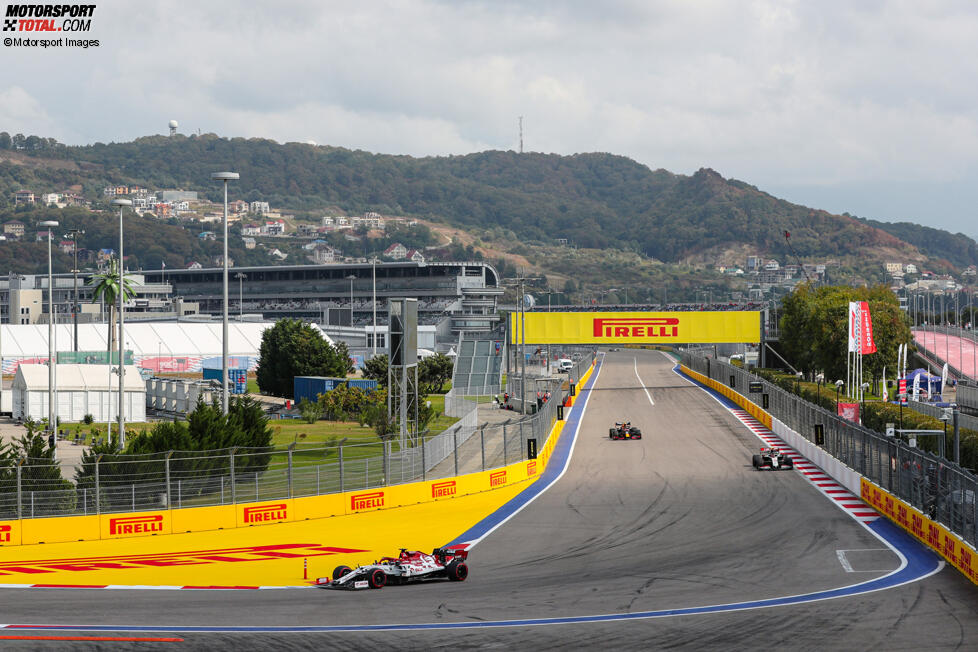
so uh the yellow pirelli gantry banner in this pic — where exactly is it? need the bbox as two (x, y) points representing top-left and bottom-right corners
(511, 311), (761, 345)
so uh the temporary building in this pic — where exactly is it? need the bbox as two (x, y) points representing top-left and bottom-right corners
(0, 321), (329, 374)
(12, 364), (146, 423)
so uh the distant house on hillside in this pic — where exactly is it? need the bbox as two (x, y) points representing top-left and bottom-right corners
(3, 221), (25, 238)
(198, 231), (216, 242)
(384, 242), (407, 260)
(241, 224), (261, 236)
(35, 230), (54, 242)
(310, 243), (338, 264)
(904, 263), (918, 275)
(242, 237), (256, 250)
(186, 261), (203, 270)
(405, 249), (425, 263)
(13, 190), (34, 205)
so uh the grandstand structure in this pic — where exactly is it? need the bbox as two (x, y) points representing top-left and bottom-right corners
(142, 261), (503, 337)
(450, 335), (505, 396)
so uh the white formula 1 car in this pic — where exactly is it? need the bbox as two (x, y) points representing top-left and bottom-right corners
(752, 446), (794, 470)
(316, 547), (469, 590)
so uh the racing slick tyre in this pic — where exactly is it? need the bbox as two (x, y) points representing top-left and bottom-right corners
(332, 565), (353, 580)
(446, 560), (469, 582)
(631, 428), (642, 437)
(783, 457), (794, 470)
(752, 454), (762, 469)
(610, 428), (617, 439)
(366, 568), (387, 589)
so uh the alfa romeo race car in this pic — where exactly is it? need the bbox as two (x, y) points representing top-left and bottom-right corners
(316, 547), (469, 590)
(752, 446), (794, 470)
(609, 421), (642, 440)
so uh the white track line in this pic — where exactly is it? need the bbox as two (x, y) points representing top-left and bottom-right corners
(634, 357), (654, 406)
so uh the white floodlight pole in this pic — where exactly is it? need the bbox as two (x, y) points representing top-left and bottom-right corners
(211, 172), (239, 414)
(372, 259), (377, 358)
(110, 199), (131, 448)
(40, 220), (59, 455)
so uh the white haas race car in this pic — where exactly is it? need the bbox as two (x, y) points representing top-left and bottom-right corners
(316, 546), (469, 590)
(752, 446), (794, 470)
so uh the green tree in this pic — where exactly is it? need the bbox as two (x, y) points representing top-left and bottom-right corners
(15, 425), (75, 515)
(89, 258), (136, 354)
(362, 354), (389, 387)
(779, 284), (912, 386)
(256, 319), (353, 397)
(419, 353), (453, 394)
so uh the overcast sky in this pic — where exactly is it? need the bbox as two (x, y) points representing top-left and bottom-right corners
(3, 0), (977, 237)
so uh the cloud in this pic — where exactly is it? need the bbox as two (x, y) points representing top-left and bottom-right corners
(3, 0), (978, 235)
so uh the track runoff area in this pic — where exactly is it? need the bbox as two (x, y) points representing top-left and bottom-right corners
(0, 311), (975, 644)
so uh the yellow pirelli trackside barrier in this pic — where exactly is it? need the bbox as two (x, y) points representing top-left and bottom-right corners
(680, 364), (773, 429)
(0, 362), (596, 549)
(512, 311), (760, 345)
(861, 478), (978, 586)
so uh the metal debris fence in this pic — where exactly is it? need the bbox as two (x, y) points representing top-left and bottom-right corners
(681, 351), (978, 549)
(0, 360), (591, 520)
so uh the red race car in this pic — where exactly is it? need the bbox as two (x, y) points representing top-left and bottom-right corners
(316, 546), (469, 590)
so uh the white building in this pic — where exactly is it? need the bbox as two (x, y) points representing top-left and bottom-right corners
(250, 201), (270, 214)
(12, 364), (146, 423)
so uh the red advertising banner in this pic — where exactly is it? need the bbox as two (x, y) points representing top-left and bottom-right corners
(838, 402), (861, 423)
(858, 301), (877, 354)
(898, 378), (908, 403)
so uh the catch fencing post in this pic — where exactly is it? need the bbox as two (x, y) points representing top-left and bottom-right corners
(287, 443), (295, 499)
(383, 441), (390, 486)
(16, 459), (23, 520)
(165, 451), (173, 509)
(480, 428), (486, 471)
(95, 454), (102, 515)
(229, 447), (237, 504)
(421, 439), (426, 482)
(339, 444), (344, 493)
(453, 429), (459, 476)
(503, 424), (508, 466)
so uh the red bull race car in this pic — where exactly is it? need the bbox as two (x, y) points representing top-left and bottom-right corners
(609, 421), (642, 440)
(316, 546), (469, 590)
(752, 446), (794, 470)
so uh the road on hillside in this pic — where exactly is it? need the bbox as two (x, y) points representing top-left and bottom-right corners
(4, 350), (977, 651)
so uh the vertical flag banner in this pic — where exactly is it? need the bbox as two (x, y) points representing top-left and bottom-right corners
(913, 374), (921, 401)
(848, 302), (859, 353)
(857, 301), (877, 354)
(882, 366), (888, 402)
(941, 363), (948, 396)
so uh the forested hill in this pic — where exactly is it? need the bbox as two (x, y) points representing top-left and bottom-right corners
(855, 217), (978, 270)
(0, 133), (952, 266)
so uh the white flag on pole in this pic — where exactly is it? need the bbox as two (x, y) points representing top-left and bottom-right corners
(941, 363), (948, 397)
(882, 366), (888, 402)
(913, 373), (920, 401)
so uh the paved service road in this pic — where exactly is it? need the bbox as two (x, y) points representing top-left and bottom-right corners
(2, 350), (976, 651)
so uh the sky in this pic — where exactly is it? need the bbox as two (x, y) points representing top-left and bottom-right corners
(2, 0), (978, 237)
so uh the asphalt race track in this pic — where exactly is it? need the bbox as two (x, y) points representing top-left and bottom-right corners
(2, 350), (977, 651)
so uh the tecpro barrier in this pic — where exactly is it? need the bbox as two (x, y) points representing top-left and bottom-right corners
(861, 478), (978, 585)
(0, 363), (593, 548)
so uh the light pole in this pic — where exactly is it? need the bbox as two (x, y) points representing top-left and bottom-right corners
(346, 274), (356, 329)
(235, 272), (246, 317)
(110, 198), (131, 449)
(40, 219), (59, 453)
(371, 259), (378, 358)
(211, 171), (239, 415)
(835, 379), (844, 407)
(66, 228), (83, 352)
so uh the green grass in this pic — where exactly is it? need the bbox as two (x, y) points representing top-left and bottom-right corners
(246, 379), (260, 394)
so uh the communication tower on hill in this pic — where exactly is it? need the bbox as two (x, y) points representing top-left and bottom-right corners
(518, 116), (523, 153)
(168, 120), (178, 136)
